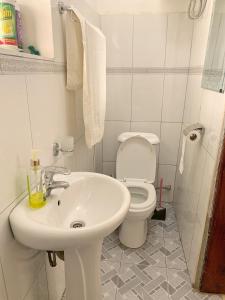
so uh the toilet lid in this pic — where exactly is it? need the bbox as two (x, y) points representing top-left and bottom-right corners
(116, 136), (157, 183)
(118, 132), (160, 144)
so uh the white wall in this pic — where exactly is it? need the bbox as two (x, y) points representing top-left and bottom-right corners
(86, 0), (190, 14)
(101, 12), (193, 201)
(18, 0), (54, 58)
(0, 1), (99, 300)
(174, 0), (225, 285)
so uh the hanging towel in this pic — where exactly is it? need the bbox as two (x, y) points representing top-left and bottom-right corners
(66, 8), (106, 148)
(65, 11), (83, 90)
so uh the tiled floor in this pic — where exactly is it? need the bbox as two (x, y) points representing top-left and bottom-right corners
(62, 203), (222, 300)
(101, 203), (222, 300)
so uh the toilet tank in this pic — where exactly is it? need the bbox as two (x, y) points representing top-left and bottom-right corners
(116, 132), (160, 183)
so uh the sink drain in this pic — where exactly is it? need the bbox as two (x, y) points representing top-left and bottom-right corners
(70, 221), (85, 229)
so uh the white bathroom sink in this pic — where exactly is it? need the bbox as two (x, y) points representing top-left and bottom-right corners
(10, 172), (130, 300)
(10, 172), (130, 251)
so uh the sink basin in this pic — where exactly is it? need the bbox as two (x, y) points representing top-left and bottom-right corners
(10, 172), (130, 300)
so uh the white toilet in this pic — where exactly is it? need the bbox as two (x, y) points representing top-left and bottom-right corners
(116, 132), (160, 248)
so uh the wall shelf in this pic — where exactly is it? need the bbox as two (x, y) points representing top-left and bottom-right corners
(0, 0), (55, 60)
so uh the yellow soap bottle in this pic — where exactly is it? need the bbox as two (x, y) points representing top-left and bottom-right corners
(28, 149), (46, 209)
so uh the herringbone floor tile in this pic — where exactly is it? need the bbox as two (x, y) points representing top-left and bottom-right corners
(62, 203), (222, 300)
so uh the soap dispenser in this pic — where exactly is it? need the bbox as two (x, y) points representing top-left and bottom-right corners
(27, 149), (46, 208)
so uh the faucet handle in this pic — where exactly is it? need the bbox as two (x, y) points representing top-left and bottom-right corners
(43, 166), (71, 176)
(42, 166), (71, 185)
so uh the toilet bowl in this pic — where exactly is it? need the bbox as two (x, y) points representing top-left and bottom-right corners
(119, 180), (156, 248)
(116, 132), (160, 248)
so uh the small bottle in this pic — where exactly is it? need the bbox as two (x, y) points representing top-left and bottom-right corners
(28, 149), (46, 209)
(15, 1), (23, 50)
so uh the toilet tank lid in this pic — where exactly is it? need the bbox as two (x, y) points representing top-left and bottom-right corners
(118, 132), (160, 145)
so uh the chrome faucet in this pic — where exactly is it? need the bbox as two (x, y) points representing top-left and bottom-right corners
(42, 166), (71, 197)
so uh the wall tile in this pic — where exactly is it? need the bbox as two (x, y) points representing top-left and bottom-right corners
(24, 265), (49, 300)
(188, 220), (205, 283)
(162, 74), (188, 122)
(73, 88), (85, 142)
(94, 141), (103, 173)
(0, 260), (7, 300)
(133, 15), (167, 67)
(26, 74), (75, 166)
(196, 153), (215, 229)
(189, 11), (212, 67)
(51, 2), (66, 63)
(101, 15), (133, 67)
(106, 74), (132, 121)
(73, 137), (95, 171)
(130, 121), (160, 162)
(199, 88), (225, 160)
(165, 13), (193, 68)
(183, 75), (203, 125)
(132, 74), (164, 122)
(207, 92), (225, 159)
(199, 90), (214, 149)
(130, 121), (161, 137)
(103, 162), (116, 178)
(175, 145), (207, 262)
(0, 203), (45, 300)
(188, 153), (215, 283)
(159, 122), (182, 165)
(103, 121), (130, 161)
(93, 1), (191, 14)
(158, 164), (176, 202)
(0, 75), (32, 214)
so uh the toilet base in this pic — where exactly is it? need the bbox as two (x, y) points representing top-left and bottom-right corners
(119, 218), (148, 248)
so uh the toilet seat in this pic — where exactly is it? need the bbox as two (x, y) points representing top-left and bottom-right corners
(120, 179), (156, 212)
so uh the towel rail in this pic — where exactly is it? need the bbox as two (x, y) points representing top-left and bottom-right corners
(58, 2), (72, 14)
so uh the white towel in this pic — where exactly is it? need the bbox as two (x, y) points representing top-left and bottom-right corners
(65, 11), (83, 90)
(66, 8), (106, 148)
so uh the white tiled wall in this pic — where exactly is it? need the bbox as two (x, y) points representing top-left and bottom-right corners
(165, 14), (193, 68)
(132, 74), (164, 121)
(106, 74), (132, 121)
(174, 0), (225, 285)
(0, 1), (99, 300)
(103, 121), (130, 162)
(159, 122), (182, 165)
(162, 74), (188, 122)
(92, 0), (190, 15)
(133, 15), (167, 67)
(101, 13), (193, 200)
(101, 15), (133, 68)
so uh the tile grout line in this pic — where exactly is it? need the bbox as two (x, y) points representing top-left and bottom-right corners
(0, 257), (9, 300)
(172, 18), (195, 229)
(24, 75), (34, 148)
(105, 120), (183, 124)
(129, 15), (135, 131)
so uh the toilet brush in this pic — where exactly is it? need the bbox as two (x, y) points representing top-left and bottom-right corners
(152, 178), (166, 220)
